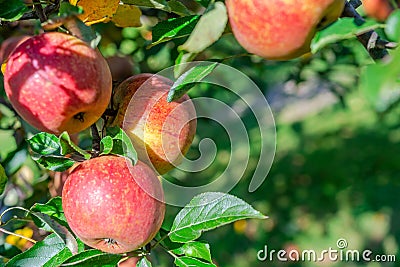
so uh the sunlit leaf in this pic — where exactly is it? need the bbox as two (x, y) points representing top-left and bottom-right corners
(168, 62), (217, 102)
(5, 234), (71, 267)
(112, 4), (142, 28)
(60, 249), (122, 266)
(0, 164), (7, 195)
(69, 0), (120, 25)
(386, 10), (400, 41)
(311, 18), (384, 53)
(151, 15), (200, 47)
(174, 256), (216, 267)
(169, 192), (267, 243)
(59, 132), (91, 160)
(172, 242), (212, 263)
(179, 2), (228, 53)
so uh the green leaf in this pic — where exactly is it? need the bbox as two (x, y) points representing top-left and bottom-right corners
(174, 51), (197, 78)
(30, 211), (78, 254)
(106, 127), (138, 165)
(137, 257), (152, 267)
(386, 10), (400, 41)
(27, 133), (61, 156)
(59, 132), (91, 159)
(61, 249), (122, 266)
(0, 164), (7, 195)
(151, 15), (200, 47)
(36, 156), (75, 172)
(122, 0), (191, 16)
(168, 62), (218, 102)
(311, 18), (384, 53)
(174, 256), (216, 267)
(0, 0), (28, 22)
(100, 136), (114, 155)
(360, 61), (400, 112)
(172, 242), (212, 263)
(195, 0), (211, 7)
(5, 234), (72, 267)
(179, 2), (228, 53)
(58, 1), (83, 17)
(169, 192), (267, 243)
(30, 197), (67, 226)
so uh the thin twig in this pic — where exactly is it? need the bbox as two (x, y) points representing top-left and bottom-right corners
(91, 124), (101, 157)
(341, 1), (391, 60)
(33, 3), (47, 23)
(0, 227), (37, 244)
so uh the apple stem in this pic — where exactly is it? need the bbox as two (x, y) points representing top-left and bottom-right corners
(91, 124), (101, 157)
(342, 1), (394, 61)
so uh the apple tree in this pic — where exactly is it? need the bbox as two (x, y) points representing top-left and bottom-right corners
(0, 0), (399, 266)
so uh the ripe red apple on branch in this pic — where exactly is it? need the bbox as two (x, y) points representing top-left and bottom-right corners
(110, 74), (197, 174)
(226, 0), (346, 60)
(3, 32), (112, 135)
(62, 156), (165, 254)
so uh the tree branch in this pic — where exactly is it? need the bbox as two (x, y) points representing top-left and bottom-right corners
(341, 1), (395, 60)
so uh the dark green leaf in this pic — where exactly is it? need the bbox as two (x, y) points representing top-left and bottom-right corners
(0, 164), (7, 195)
(100, 136), (114, 155)
(36, 156), (75, 172)
(386, 10), (400, 41)
(174, 256), (216, 267)
(195, 0), (211, 7)
(58, 1), (83, 17)
(172, 242), (212, 263)
(311, 18), (384, 53)
(31, 197), (67, 226)
(169, 192), (267, 243)
(168, 62), (217, 102)
(0, 0), (28, 22)
(61, 249), (122, 266)
(30, 211), (78, 254)
(106, 127), (138, 165)
(5, 234), (71, 267)
(151, 16), (200, 47)
(59, 132), (91, 159)
(27, 133), (61, 156)
(137, 257), (152, 267)
(179, 2), (228, 53)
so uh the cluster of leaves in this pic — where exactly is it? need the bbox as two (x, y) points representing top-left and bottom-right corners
(0, 191), (266, 266)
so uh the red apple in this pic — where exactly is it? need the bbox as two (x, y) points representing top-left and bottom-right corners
(3, 32), (112, 135)
(363, 0), (397, 21)
(62, 156), (165, 254)
(226, 0), (345, 60)
(0, 35), (30, 64)
(110, 74), (197, 174)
